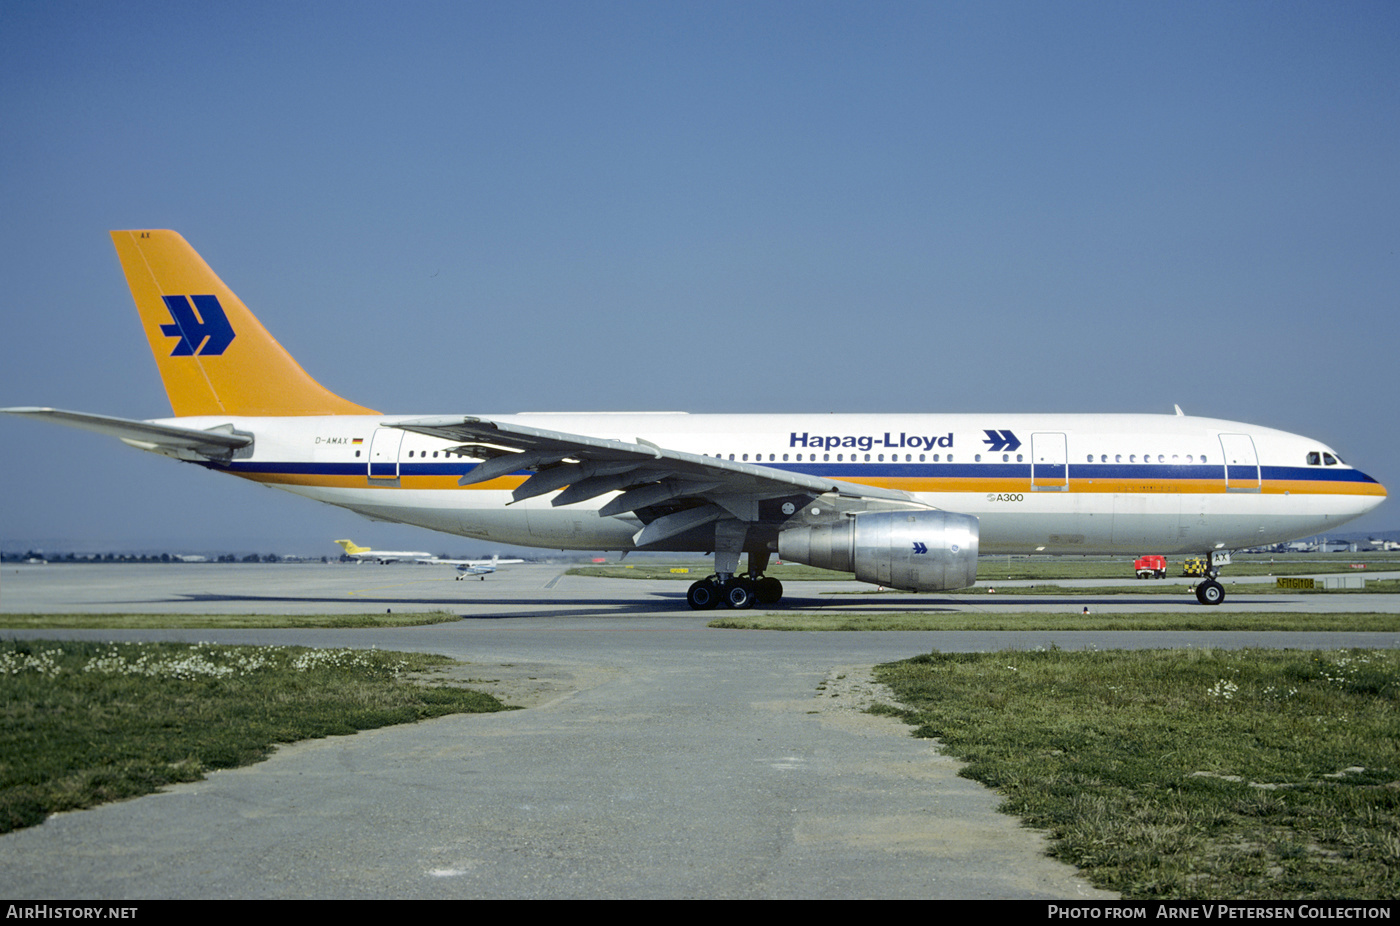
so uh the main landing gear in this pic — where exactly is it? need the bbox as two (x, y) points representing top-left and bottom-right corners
(686, 573), (783, 610)
(687, 526), (783, 610)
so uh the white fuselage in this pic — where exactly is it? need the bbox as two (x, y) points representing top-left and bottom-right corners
(161, 411), (1386, 556)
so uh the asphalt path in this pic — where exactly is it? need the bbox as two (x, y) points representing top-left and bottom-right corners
(2, 563), (1397, 899)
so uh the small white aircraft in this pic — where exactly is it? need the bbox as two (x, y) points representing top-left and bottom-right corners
(445, 554), (523, 580)
(2, 231), (1387, 610)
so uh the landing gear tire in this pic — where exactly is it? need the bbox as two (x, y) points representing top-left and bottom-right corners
(755, 576), (783, 605)
(687, 579), (721, 610)
(723, 579), (756, 610)
(1196, 579), (1225, 606)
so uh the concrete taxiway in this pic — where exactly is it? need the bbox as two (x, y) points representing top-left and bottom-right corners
(1, 563), (1396, 899)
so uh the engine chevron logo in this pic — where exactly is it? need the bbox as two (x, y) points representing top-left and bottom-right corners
(160, 295), (236, 356)
(912, 542), (928, 554)
(982, 429), (1022, 453)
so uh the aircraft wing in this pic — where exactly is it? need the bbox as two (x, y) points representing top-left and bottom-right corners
(2, 407), (251, 461)
(389, 416), (929, 547)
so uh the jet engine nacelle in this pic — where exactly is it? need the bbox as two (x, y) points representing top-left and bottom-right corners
(777, 509), (979, 592)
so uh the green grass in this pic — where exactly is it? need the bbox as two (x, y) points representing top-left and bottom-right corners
(874, 648), (1400, 899)
(571, 554), (1400, 583)
(822, 579), (1400, 597)
(975, 554), (1400, 581)
(0, 640), (510, 833)
(946, 580), (1400, 596)
(0, 611), (463, 629)
(710, 611), (1400, 632)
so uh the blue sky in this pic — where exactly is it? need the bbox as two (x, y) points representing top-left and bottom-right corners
(1, 1), (1396, 555)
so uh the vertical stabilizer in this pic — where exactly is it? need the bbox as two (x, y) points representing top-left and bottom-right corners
(111, 230), (378, 417)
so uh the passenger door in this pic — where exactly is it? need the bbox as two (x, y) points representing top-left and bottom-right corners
(368, 427), (403, 483)
(1031, 432), (1069, 491)
(1219, 433), (1260, 493)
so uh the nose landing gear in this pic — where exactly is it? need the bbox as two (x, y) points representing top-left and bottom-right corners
(1191, 551), (1231, 605)
(1195, 578), (1225, 605)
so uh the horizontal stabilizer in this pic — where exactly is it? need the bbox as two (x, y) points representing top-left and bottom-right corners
(1, 407), (251, 460)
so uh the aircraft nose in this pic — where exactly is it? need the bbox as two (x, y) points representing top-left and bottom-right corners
(1355, 468), (1388, 511)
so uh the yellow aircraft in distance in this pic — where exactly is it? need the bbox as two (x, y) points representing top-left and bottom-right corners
(334, 539), (433, 563)
(335, 539), (522, 578)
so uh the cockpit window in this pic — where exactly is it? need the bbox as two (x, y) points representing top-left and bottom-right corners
(1307, 452), (1320, 465)
(1323, 452), (1338, 466)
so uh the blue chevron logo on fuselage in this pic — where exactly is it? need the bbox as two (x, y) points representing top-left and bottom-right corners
(982, 429), (1021, 453)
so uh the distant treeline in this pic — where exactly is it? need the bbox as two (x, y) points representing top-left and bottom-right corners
(2, 552), (331, 564)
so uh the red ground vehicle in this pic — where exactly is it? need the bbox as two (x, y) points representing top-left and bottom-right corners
(1134, 555), (1167, 579)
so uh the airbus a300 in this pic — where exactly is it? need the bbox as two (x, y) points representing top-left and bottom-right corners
(3, 231), (1386, 609)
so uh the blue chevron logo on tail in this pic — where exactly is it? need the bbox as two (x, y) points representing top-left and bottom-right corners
(160, 294), (236, 356)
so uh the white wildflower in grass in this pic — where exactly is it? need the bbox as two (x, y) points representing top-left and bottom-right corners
(3, 642), (409, 683)
(1207, 679), (1238, 700)
(290, 648), (406, 677)
(81, 647), (238, 680)
(0, 647), (64, 677)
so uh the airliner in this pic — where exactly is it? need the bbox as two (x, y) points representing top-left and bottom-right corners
(334, 539), (434, 563)
(334, 539), (523, 576)
(2, 231), (1387, 609)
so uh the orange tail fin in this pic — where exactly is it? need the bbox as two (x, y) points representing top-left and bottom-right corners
(111, 230), (378, 417)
